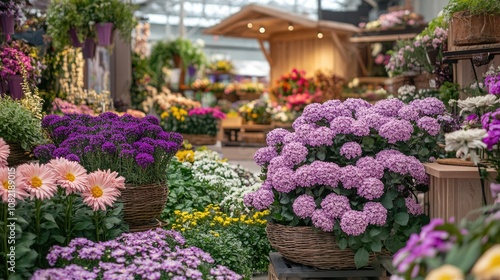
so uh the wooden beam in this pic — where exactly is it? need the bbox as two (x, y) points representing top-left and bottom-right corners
(258, 39), (273, 66)
(218, 17), (282, 34)
(350, 33), (417, 43)
(330, 31), (348, 60)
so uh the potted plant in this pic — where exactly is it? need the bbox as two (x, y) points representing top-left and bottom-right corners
(36, 113), (183, 231)
(86, 0), (136, 46)
(0, 96), (45, 166)
(444, 0), (500, 46)
(238, 99), (273, 125)
(0, 0), (23, 35)
(46, 0), (85, 49)
(245, 97), (450, 269)
(0, 44), (37, 99)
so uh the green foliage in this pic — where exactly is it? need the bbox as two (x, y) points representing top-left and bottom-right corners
(130, 53), (153, 110)
(0, 96), (45, 150)
(444, 0), (500, 16)
(439, 81), (460, 107)
(86, 0), (137, 40)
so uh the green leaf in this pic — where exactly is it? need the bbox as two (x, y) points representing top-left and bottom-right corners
(317, 150), (326, 161)
(381, 195), (394, 209)
(74, 221), (93, 230)
(362, 137), (375, 149)
(52, 235), (66, 243)
(370, 239), (382, 252)
(338, 238), (348, 250)
(43, 213), (57, 224)
(354, 247), (369, 268)
(394, 212), (409, 226)
(458, 238), (482, 271)
(369, 228), (381, 237)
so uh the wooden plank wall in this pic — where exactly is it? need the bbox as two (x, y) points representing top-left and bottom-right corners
(269, 33), (358, 87)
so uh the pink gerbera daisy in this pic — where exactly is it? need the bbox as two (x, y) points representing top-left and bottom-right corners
(48, 158), (89, 194)
(81, 170), (121, 211)
(17, 163), (58, 201)
(105, 170), (126, 190)
(0, 138), (10, 167)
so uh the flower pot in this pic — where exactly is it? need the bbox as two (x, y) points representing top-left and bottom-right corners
(0, 78), (7, 96)
(82, 37), (96, 59)
(68, 28), (81, 47)
(8, 75), (23, 100)
(6, 142), (32, 167)
(266, 223), (384, 269)
(0, 14), (15, 35)
(96, 22), (114, 46)
(451, 12), (500, 46)
(121, 183), (168, 232)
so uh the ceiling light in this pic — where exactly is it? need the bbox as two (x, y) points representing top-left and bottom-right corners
(259, 26), (265, 33)
(317, 32), (323, 39)
(288, 23), (294, 31)
(247, 22), (253, 28)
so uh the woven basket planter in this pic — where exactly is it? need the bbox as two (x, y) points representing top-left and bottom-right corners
(181, 134), (217, 146)
(121, 183), (168, 232)
(6, 142), (32, 167)
(236, 91), (261, 101)
(267, 223), (380, 270)
(451, 12), (500, 46)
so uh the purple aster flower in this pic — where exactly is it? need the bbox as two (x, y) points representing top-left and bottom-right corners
(254, 146), (277, 166)
(83, 146), (93, 154)
(356, 156), (384, 179)
(302, 103), (323, 122)
(270, 167), (296, 193)
(53, 147), (70, 158)
(416, 116), (440, 136)
(311, 209), (335, 232)
(340, 142), (362, 159)
(135, 153), (154, 168)
(351, 120), (370, 136)
(363, 202), (387, 226)
(373, 98), (405, 117)
(144, 115), (160, 125)
(340, 210), (368, 236)
(409, 97), (446, 116)
(34, 144), (56, 162)
(307, 127), (334, 146)
(120, 143), (133, 150)
(405, 196), (423, 216)
(102, 142), (117, 154)
(138, 142), (155, 154)
(379, 119), (414, 143)
(281, 141), (308, 165)
(357, 178), (385, 200)
(65, 154), (80, 163)
(398, 105), (420, 121)
(321, 193), (351, 219)
(266, 128), (290, 146)
(52, 126), (70, 140)
(110, 134), (127, 144)
(99, 112), (120, 120)
(41, 114), (63, 129)
(292, 194), (317, 218)
(89, 135), (106, 146)
(120, 149), (136, 158)
(330, 116), (354, 135)
(340, 165), (363, 189)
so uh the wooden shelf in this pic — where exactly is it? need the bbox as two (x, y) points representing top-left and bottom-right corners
(443, 45), (500, 66)
(355, 76), (397, 85)
(423, 162), (497, 179)
(350, 33), (418, 43)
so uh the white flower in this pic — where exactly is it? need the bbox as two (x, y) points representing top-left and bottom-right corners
(397, 85), (416, 96)
(445, 129), (487, 164)
(457, 95), (499, 115)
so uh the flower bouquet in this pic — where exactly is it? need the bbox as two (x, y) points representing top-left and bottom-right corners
(273, 68), (321, 112)
(238, 99), (273, 125)
(35, 113), (183, 230)
(208, 59), (233, 73)
(245, 97), (449, 269)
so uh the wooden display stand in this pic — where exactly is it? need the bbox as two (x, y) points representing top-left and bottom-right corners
(423, 162), (496, 222)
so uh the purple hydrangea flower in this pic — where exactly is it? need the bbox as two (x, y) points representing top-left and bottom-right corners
(340, 142), (362, 159)
(292, 194), (317, 218)
(340, 210), (368, 236)
(270, 167), (296, 193)
(363, 202), (387, 226)
(357, 178), (385, 200)
(321, 104), (352, 122)
(254, 146), (277, 166)
(267, 156), (294, 177)
(410, 97), (446, 116)
(358, 113), (390, 130)
(343, 98), (371, 112)
(307, 127), (334, 147)
(250, 187), (275, 210)
(356, 156), (384, 179)
(351, 120), (370, 136)
(283, 132), (304, 144)
(398, 105), (420, 121)
(302, 103), (323, 123)
(295, 161), (340, 188)
(135, 153), (154, 168)
(321, 193), (351, 219)
(102, 142), (117, 154)
(416, 116), (440, 136)
(266, 128), (290, 146)
(379, 119), (414, 143)
(295, 123), (317, 143)
(406, 157), (429, 184)
(373, 98), (405, 117)
(405, 196), (423, 216)
(311, 209), (335, 232)
(330, 116), (354, 135)
(281, 141), (308, 165)
(292, 116), (308, 130)
(340, 165), (363, 189)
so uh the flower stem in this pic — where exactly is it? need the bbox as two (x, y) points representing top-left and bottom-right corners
(93, 211), (100, 242)
(35, 199), (42, 267)
(64, 194), (74, 245)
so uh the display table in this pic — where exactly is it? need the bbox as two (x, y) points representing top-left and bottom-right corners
(423, 162), (496, 222)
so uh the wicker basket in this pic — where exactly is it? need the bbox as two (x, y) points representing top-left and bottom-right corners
(6, 142), (32, 167)
(267, 223), (380, 270)
(236, 91), (261, 101)
(121, 183), (168, 232)
(181, 134), (217, 146)
(451, 12), (500, 46)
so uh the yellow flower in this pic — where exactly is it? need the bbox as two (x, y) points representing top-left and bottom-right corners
(425, 265), (464, 280)
(472, 244), (500, 280)
(161, 111), (169, 119)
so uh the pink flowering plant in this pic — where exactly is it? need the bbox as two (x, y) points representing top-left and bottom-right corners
(0, 44), (36, 80)
(161, 107), (226, 136)
(245, 97), (451, 268)
(0, 0), (24, 24)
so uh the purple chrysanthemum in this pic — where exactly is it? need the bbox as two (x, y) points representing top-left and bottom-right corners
(101, 142), (117, 154)
(416, 116), (440, 136)
(379, 119), (414, 143)
(254, 146), (277, 166)
(363, 202), (387, 226)
(292, 194), (317, 218)
(65, 154), (80, 163)
(340, 210), (368, 236)
(340, 142), (362, 159)
(320, 193), (351, 219)
(135, 153), (154, 168)
(357, 178), (385, 200)
(311, 209), (335, 232)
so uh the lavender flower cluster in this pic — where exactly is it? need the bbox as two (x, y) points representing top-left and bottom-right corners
(35, 113), (183, 184)
(481, 108), (500, 149)
(248, 98), (442, 238)
(33, 228), (242, 280)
